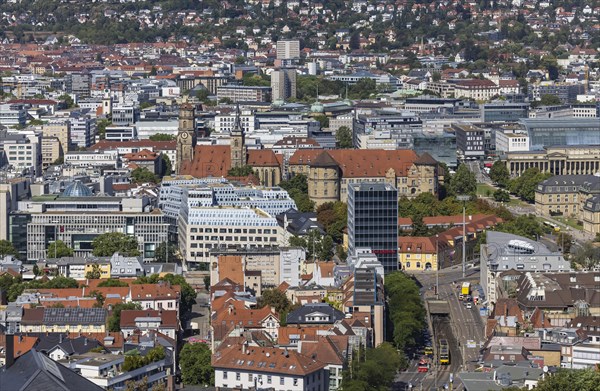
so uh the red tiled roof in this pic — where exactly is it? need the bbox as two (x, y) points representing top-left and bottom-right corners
(289, 149), (421, 178)
(89, 140), (176, 151)
(213, 344), (327, 376)
(120, 310), (178, 328)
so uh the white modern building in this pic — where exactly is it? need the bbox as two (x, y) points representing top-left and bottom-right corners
(178, 204), (281, 267)
(105, 126), (136, 142)
(1, 130), (42, 176)
(495, 131), (530, 153)
(214, 110), (256, 134)
(159, 176), (296, 234)
(64, 150), (120, 168)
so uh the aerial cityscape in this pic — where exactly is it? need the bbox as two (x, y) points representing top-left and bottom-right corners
(0, 0), (599, 390)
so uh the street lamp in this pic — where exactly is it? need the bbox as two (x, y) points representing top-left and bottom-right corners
(457, 195), (471, 278)
(436, 234), (439, 300)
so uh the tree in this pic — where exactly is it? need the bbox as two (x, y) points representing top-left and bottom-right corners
(92, 232), (140, 257)
(385, 272), (426, 351)
(349, 31), (361, 50)
(534, 368), (600, 391)
(203, 275), (211, 291)
(509, 168), (551, 202)
(495, 214), (545, 240)
(571, 242), (600, 269)
(131, 167), (159, 184)
(96, 119), (111, 140)
(227, 165), (256, 177)
(341, 343), (402, 390)
(493, 189), (510, 203)
(85, 263), (101, 279)
(556, 232), (573, 255)
(448, 164), (477, 196)
(58, 94), (75, 108)
(257, 288), (291, 314)
(154, 241), (177, 263)
(53, 157), (64, 165)
(314, 114), (329, 129)
(0, 240), (19, 258)
(318, 235), (334, 261)
(490, 160), (510, 187)
(148, 133), (174, 141)
(47, 240), (74, 258)
(97, 278), (129, 287)
(539, 94), (562, 106)
(179, 343), (214, 386)
(108, 302), (142, 331)
(279, 174), (315, 212)
(161, 154), (172, 177)
(336, 126), (353, 148)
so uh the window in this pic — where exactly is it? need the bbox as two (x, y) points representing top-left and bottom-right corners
(280, 377), (284, 385)
(267, 375), (272, 384)
(248, 373), (253, 381)
(293, 379), (298, 386)
(223, 371), (228, 379)
(236, 373), (240, 381)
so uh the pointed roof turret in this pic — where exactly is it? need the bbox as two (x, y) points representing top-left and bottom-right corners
(232, 103), (243, 135)
(310, 151), (339, 168)
(414, 152), (438, 165)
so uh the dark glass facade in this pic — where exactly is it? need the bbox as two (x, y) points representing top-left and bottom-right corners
(348, 183), (398, 273)
(9, 213), (31, 261)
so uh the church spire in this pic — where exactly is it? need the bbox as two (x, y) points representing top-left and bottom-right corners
(230, 103), (246, 169)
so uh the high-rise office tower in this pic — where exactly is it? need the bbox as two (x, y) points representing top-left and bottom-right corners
(271, 68), (297, 102)
(348, 183), (399, 273)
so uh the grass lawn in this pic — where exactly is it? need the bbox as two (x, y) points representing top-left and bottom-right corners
(554, 216), (584, 231)
(476, 183), (496, 197)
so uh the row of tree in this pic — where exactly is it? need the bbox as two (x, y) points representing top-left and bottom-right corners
(340, 343), (403, 391)
(490, 161), (551, 202)
(385, 272), (426, 352)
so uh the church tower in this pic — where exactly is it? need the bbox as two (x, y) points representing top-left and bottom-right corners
(230, 104), (246, 169)
(176, 102), (196, 173)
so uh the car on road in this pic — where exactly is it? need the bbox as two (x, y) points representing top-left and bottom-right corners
(466, 302), (472, 309)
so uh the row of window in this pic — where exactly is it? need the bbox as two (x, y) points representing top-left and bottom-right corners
(189, 236), (278, 246)
(190, 228), (275, 234)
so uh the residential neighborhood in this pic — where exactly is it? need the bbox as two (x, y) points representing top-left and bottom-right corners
(0, 0), (600, 390)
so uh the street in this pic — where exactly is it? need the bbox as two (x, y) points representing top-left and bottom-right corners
(394, 266), (484, 390)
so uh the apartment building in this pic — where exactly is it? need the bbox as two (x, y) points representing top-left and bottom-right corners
(1, 131), (42, 176)
(41, 137), (61, 169)
(453, 123), (485, 160)
(21, 307), (107, 333)
(42, 122), (71, 155)
(216, 85), (272, 103)
(271, 68), (297, 102)
(0, 104), (27, 126)
(214, 109), (256, 134)
(213, 344), (328, 391)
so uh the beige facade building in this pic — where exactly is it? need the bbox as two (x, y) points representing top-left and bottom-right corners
(582, 196), (600, 235)
(535, 175), (600, 235)
(505, 146), (600, 177)
(42, 121), (71, 155)
(289, 149), (440, 206)
(41, 136), (61, 169)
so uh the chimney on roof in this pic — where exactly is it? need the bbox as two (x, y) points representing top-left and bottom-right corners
(84, 337), (88, 346)
(5, 334), (14, 368)
(59, 334), (63, 344)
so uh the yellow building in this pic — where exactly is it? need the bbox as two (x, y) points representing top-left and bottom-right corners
(42, 121), (71, 155)
(583, 196), (600, 235)
(398, 236), (441, 272)
(21, 307), (107, 333)
(84, 261), (111, 279)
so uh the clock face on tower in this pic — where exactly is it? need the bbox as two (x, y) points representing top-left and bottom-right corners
(179, 132), (189, 140)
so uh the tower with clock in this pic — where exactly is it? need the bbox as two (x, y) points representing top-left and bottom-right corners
(176, 102), (196, 173)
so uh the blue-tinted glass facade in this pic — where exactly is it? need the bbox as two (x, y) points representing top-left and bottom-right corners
(348, 183), (398, 273)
